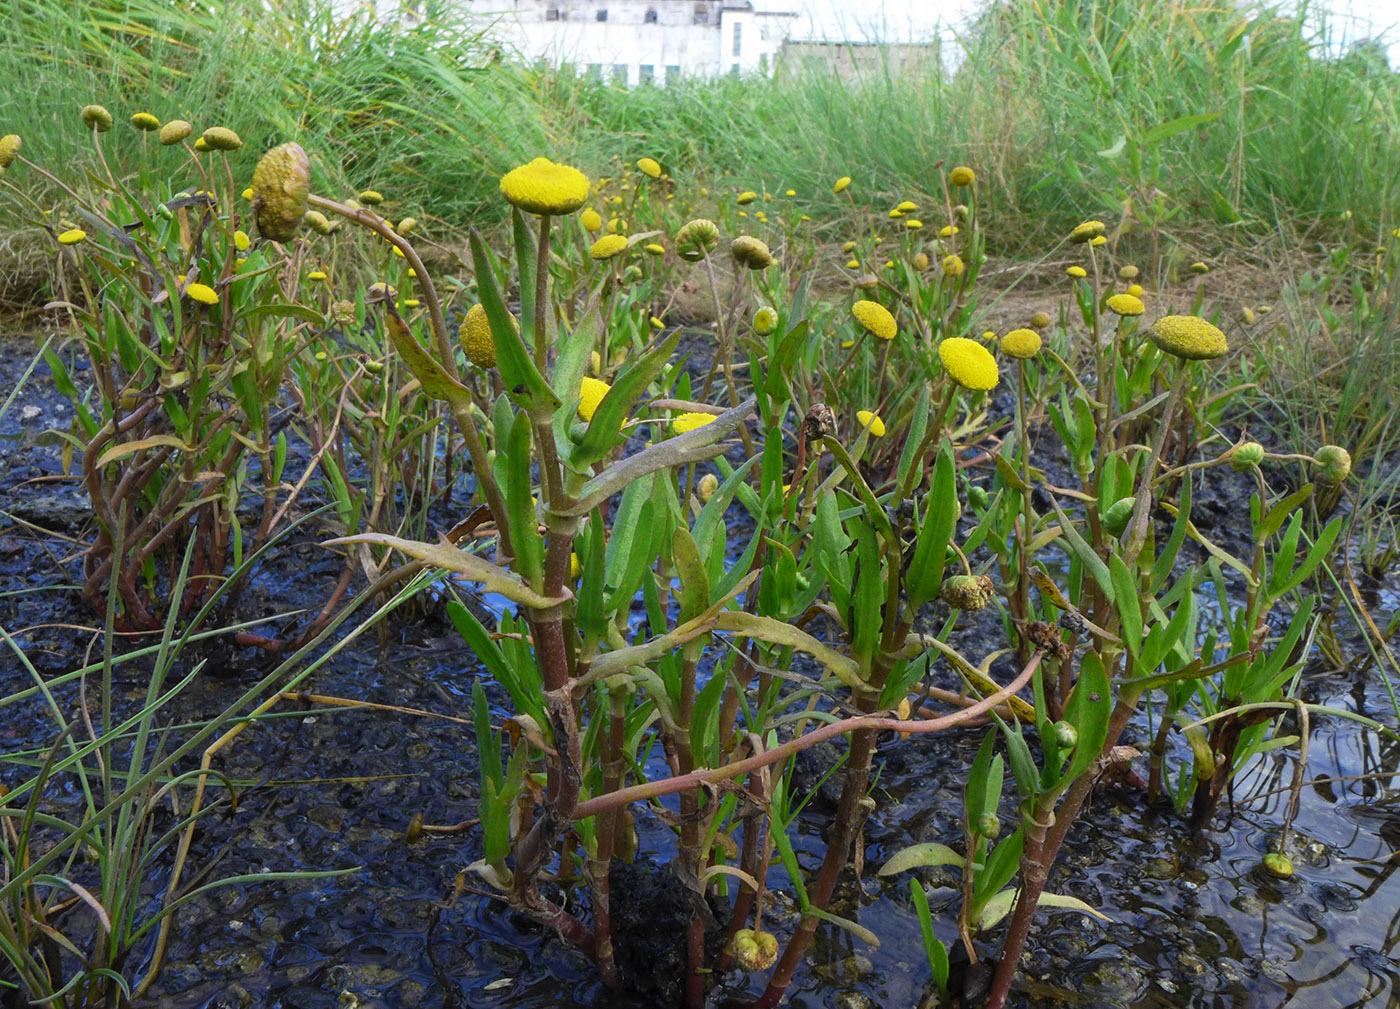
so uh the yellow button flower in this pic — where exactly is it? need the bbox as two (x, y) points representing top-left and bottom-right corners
(130, 112), (160, 132)
(1070, 220), (1106, 243)
(234, 229), (250, 251)
(895, 200), (918, 213)
(578, 376), (611, 421)
(939, 336), (999, 390)
(590, 234), (629, 260)
(57, 228), (87, 245)
(673, 412), (717, 435)
(737, 190), (758, 205)
(1067, 265), (1087, 278)
(949, 165), (975, 187)
(852, 300), (896, 341)
(943, 254), (965, 277)
(1001, 328), (1042, 359)
(159, 120), (192, 146)
(833, 176), (852, 194)
(1106, 293), (1145, 316)
(856, 410), (885, 437)
(500, 157), (590, 215)
(637, 157), (661, 179)
(185, 282), (219, 305)
(308, 270), (327, 281)
(0, 134), (20, 169)
(458, 304), (509, 368)
(581, 208), (603, 232)
(1147, 315), (1228, 361)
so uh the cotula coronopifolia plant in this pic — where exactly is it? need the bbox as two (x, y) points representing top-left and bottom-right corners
(4, 109), (411, 648)
(255, 144), (1051, 1008)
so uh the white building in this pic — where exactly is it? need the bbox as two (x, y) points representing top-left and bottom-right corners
(463, 0), (800, 85)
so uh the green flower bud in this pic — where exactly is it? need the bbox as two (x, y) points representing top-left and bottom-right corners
(730, 929), (779, 970)
(158, 119), (192, 146)
(939, 574), (995, 611)
(976, 812), (1001, 839)
(80, 104), (114, 132)
(697, 473), (719, 504)
(1261, 853), (1293, 879)
(731, 235), (773, 270)
(753, 307), (777, 335)
(1229, 442), (1265, 472)
(1313, 445), (1351, 486)
(1053, 720), (1078, 750)
(967, 485), (989, 511)
(0, 134), (19, 169)
(201, 126), (243, 151)
(676, 218), (719, 262)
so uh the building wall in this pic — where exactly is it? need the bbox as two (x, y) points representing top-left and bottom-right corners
(459, 1), (795, 84)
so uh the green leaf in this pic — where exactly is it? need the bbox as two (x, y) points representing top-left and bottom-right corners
(469, 229), (560, 415)
(505, 411), (544, 589)
(907, 448), (957, 609)
(877, 842), (966, 875)
(1109, 555), (1142, 658)
(1061, 651), (1111, 786)
(910, 881), (949, 997)
(1142, 111), (1221, 146)
(573, 330), (680, 467)
(382, 301), (473, 411)
(449, 602), (545, 727)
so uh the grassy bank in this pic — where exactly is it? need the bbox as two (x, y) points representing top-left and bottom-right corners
(3, 0), (1397, 246)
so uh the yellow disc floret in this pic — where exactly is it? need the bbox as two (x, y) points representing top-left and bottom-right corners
(590, 234), (629, 259)
(1001, 328), (1042, 359)
(458, 304), (502, 368)
(852, 300), (897, 341)
(939, 337), (999, 390)
(1147, 315), (1228, 361)
(499, 157), (590, 216)
(1106, 293), (1146, 316)
(856, 410), (886, 437)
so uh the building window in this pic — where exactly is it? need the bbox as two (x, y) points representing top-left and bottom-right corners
(587, 63), (603, 80)
(546, 7), (559, 20)
(644, 8), (657, 23)
(612, 64), (628, 85)
(639, 64), (654, 84)
(732, 21), (742, 56)
(759, 53), (768, 74)
(730, 63), (739, 76)
(666, 64), (680, 83)
(693, 3), (707, 25)
(596, 9), (607, 21)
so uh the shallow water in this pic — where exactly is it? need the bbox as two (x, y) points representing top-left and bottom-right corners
(3, 332), (1399, 1009)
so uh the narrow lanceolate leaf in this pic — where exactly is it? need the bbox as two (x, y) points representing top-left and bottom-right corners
(976, 889), (1110, 932)
(558, 396), (755, 517)
(95, 434), (193, 468)
(877, 842), (966, 875)
(383, 301), (473, 411)
(324, 533), (566, 610)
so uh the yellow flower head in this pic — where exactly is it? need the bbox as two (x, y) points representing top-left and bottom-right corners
(856, 409), (886, 437)
(500, 158), (590, 215)
(913, 252), (929, 271)
(730, 235), (773, 270)
(1001, 328), (1042, 359)
(581, 208), (603, 232)
(753, 307), (778, 335)
(578, 376), (611, 421)
(651, 316), (665, 328)
(644, 242), (665, 255)
(308, 270), (327, 281)
(233, 230), (250, 251)
(942, 254), (965, 277)
(159, 119), (192, 146)
(590, 234), (629, 259)
(193, 137), (210, 152)
(80, 104), (113, 132)
(1190, 261), (1209, 274)
(785, 188), (796, 196)
(1119, 264), (1139, 281)
(185, 282), (219, 305)
(637, 156), (662, 179)
(1127, 283), (1144, 297)
(939, 336), (999, 390)
(242, 186), (254, 200)
(845, 259), (860, 270)
(896, 200), (918, 213)
(458, 304), (502, 368)
(1029, 311), (1051, 329)
(888, 208), (904, 219)
(57, 228), (87, 245)
(252, 142), (311, 243)
(1147, 315), (1228, 361)
(130, 112), (160, 132)
(1067, 265), (1087, 278)
(397, 217), (418, 233)
(842, 240), (857, 253)
(949, 165), (975, 187)
(1106, 293), (1145, 317)
(905, 218), (923, 230)
(358, 189), (384, 205)
(938, 225), (959, 238)
(0, 134), (19, 169)
(737, 190), (758, 205)
(1070, 220), (1106, 244)
(607, 217), (625, 233)
(833, 176), (851, 194)
(202, 126), (243, 151)
(676, 218), (719, 261)
(1090, 235), (1107, 247)
(852, 300), (897, 341)
(674, 411), (717, 435)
